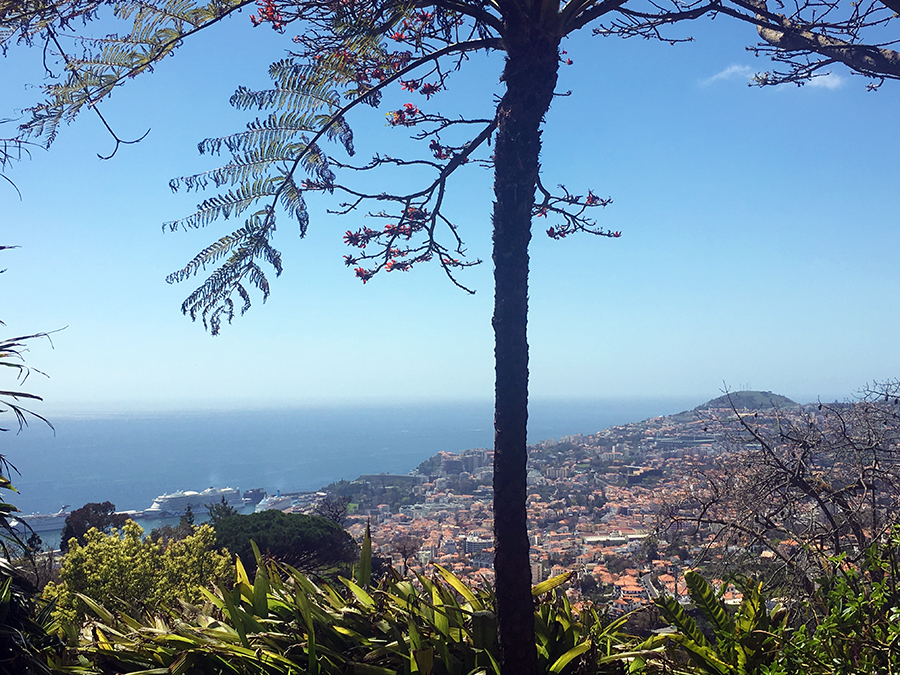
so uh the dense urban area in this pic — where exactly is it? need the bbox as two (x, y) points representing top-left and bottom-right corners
(266, 391), (807, 613)
(7, 386), (900, 674)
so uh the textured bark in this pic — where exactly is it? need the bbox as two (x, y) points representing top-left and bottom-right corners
(744, 0), (900, 78)
(491, 21), (561, 675)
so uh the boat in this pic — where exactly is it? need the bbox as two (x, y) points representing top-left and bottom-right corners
(11, 505), (70, 534)
(255, 493), (293, 513)
(143, 487), (243, 517)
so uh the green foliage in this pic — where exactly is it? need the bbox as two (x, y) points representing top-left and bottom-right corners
(44, 520), (233, 625)
(0, 293), (64, 672)
(149, 504), (196, 544)
(68, 556), (638, 675)
(322, 476), (426, 514)
(54, 526), (900, 675)
(0, 320), (53, 437)
(205, 495), (240, 527)
(14, 0), (246, 149)
(213, 509), (358, 576)
(0, 558), (63, 675)
(634, 571), (789, 675)
(634, 541), (900, 675)
(771, 530), (900, 674)
(160, 35), (380, 333)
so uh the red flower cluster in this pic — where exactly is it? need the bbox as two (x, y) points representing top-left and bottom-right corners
(385, 259), (412, 272)
(331, 49), (355, 65)
(384, 223), (414, 237)
(429, 140), (451, 160)
(355, 267), (374, 283)
(546, 227), (565, 239)
(250, 0), (285, 30)
(344, 227), (379, 248)
(386, 102), (422, 126)
(390, 12), (436, 43)
(420, 82), (440, 99)
(333, 51), (411, 84)
(401, 79), (420, 91)
(585, 190), (601, 205)
(343, 204), (448, 283)
(404, 206), (428, 221)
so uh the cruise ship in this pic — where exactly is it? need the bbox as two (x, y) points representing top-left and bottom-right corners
(254, 493), (293, 512)
(11, 505), (70, 534)
(143, 487), (243, 517)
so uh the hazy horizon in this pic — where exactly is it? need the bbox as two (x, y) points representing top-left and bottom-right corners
(29, 387), (854, 419)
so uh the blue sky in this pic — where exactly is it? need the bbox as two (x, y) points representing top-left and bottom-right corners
(2, 10), (899, 415)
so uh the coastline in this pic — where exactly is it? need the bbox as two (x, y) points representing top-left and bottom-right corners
(5, 397), (697, 517)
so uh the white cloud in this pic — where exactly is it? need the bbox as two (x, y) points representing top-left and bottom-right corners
(701, 65), (845, 90)
(701, 64), (755, 85)
(807, 72), (845, 89)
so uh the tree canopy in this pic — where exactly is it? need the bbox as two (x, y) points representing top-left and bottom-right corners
(59, 501), (128, 552)
(213, 509), (358, 575)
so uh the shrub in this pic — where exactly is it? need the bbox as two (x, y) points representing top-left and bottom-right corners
(43, 520), (232, 624)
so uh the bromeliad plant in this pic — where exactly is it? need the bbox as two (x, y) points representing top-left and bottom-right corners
(629, 531), (900, 675)
(781, 529), (900, 675)
(66, 538), (641, 675)
(632, 570), (789, 675)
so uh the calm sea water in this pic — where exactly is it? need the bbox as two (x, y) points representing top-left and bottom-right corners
(2, 397), (694, 516)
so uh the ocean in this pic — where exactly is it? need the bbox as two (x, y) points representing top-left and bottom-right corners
(2, 397), (695, 517)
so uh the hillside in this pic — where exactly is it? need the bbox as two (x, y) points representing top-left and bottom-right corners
(695, 390), (798, 411)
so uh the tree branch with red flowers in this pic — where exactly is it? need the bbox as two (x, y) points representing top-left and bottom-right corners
(164, 34), (501, 332)
(534, 178), (618, 240)
(322, 116), (497, 291)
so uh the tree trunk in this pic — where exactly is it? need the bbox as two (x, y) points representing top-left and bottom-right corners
(491, 22), (560, 675)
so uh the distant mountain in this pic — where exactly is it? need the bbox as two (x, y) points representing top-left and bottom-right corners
(695, 390), (798, 411)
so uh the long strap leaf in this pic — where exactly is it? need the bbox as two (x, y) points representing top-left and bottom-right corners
(685, 570), (734, 637)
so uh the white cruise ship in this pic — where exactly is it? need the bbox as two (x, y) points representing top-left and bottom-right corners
(11, 505), (70, 534)
(254, 493), (293, 513)
(143, 487), (243, 517)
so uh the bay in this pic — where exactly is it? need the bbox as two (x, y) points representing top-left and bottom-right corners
(2, 397), (695, 516)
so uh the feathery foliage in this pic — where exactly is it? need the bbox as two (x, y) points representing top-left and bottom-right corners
(16, 0), (248, 149)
